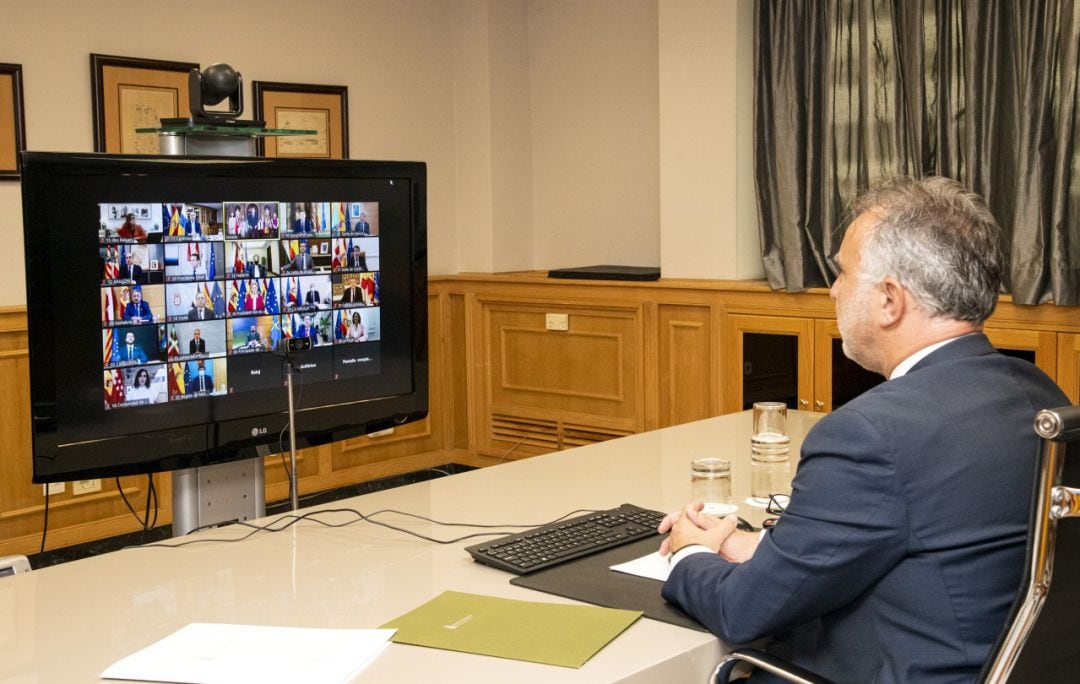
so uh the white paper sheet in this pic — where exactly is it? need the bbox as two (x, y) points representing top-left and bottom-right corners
(610, 551), (671, 582)
(101, 623), (395, 684)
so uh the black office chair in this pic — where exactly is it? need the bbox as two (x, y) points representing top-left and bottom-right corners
(712, 404), (1080, 684)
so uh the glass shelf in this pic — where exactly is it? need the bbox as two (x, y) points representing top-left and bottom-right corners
(136, 123), (316, 137)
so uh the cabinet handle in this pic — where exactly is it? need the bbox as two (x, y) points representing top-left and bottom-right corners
(814, 400), (825, 412)
(798, 399), (809, 410)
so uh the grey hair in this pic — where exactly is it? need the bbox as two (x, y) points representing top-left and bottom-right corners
(848, 176), (1005, 324)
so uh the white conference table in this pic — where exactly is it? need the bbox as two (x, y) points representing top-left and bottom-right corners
(0, 410), (822, 683)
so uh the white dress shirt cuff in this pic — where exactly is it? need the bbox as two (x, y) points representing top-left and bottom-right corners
(669, 544), (713, 570)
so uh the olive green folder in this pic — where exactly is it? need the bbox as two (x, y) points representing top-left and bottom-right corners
(381, 590), (642, 668)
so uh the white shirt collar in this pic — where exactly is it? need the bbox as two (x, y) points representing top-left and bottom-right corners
(889, 334), (970, 380)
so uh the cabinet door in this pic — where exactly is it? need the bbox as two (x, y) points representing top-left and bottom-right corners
(813, 320), (885, 412)
(725, 315), (813, 414)
(984, 328), (1057, 378)
(1057, 333), (1080, 403)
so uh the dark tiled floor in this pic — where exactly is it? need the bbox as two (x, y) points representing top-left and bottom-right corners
(28, 463), (474, 569)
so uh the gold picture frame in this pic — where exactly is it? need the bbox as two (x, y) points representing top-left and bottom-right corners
(252, 81), (349, 159)
(0, 63), (26, 179)
(91, 54), (199, 154)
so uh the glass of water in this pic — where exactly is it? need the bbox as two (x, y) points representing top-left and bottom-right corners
(691, 457), (738, 516)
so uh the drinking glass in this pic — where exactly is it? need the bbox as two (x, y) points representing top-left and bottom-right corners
(690, 457), (738, 516)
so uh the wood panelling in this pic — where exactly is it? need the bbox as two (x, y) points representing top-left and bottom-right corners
(657, 304), (716, 427)
(480, 300), (644, 441)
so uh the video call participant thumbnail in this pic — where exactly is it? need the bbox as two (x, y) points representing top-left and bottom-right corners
(168, 320), (226, 359)
(333, 307), (372, 344)
(164, 242), (221, 282)
(104, 325), (163, 368)
(281, 240), (318, 272)
(117, 285), (164, 325)
(168, 357), (227, 400)
(228, 315), (277, 355)
(104, 364), (168, 408)
(345, 202), (378, 236)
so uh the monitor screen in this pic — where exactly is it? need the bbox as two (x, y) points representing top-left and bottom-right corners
(22, 153), (428, 482)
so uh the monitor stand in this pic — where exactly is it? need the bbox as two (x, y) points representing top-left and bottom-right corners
(172, 457), (267, 536)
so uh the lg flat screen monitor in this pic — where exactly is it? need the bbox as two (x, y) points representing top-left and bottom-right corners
(21, 152), (428, 483)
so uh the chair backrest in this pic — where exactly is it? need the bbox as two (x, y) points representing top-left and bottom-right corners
(981, 404), (1080, 682)
(0, 554), (31, 577)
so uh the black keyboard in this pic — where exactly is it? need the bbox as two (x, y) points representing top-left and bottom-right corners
(465, 503), (665, 574)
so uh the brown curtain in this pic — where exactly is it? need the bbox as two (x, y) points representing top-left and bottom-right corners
(756, 0), (1080, 305)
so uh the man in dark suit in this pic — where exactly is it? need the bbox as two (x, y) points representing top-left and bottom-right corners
(117, 331), (148, 364)
(354, 212), (371, 235)
(659, 177), (1069, 682)
(295, 314), (318, 345)
(293, 208), (314, 233)
(187, 293), (215, 321)
(339, 276), (362, 304)
(118, 253), (143, 282)
(247, 256), (267, 278)
(304, 284), (321, 307)
(346, 245), (367, 270)
(122, 289), (153, 323)
(188, 361), (213, 394)
(188, 328), (206, 355)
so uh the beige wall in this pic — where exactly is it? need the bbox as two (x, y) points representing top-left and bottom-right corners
(0, 0), (756, 307)
(528, 0), (661, 271)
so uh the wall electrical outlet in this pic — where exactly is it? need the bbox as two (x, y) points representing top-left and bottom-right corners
(545, 313), (569, 331)
(73, 479), (102, 495)
(43, 482), (65, 496)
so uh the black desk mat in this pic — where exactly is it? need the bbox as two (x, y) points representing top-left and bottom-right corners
(509, 535), (707, 632)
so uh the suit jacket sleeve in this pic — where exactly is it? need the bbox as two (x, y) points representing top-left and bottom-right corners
(662, 409), (908, 644)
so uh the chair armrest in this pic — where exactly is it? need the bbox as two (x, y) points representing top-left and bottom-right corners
(712, 648), (830, 684)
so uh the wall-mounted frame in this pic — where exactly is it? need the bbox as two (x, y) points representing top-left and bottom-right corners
(0, 63), (26, 179)
(252, 81), (349, 159)
(90, 54), (199, 154)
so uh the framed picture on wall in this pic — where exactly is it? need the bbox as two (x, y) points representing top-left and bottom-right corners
(252, 81), (349, 159)
(0, 63), (26, 179)
(90, 54), (199, 154)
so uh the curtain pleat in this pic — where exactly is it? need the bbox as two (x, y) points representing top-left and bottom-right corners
(756, 0), (1080, 305)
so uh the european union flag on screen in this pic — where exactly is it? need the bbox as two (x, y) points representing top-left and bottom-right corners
(111, 330), (120, 362)
(265, 279), (279, 314)
(237, 280), (248, 311)
(211, 281), (225, 316)
(207, 248), (215, 280)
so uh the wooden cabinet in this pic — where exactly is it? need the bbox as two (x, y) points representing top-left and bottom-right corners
(724, 314), (813, 413)
(724, 315), (885, 415)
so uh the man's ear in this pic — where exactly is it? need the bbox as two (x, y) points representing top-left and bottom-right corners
(877, 277), (906, 328)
